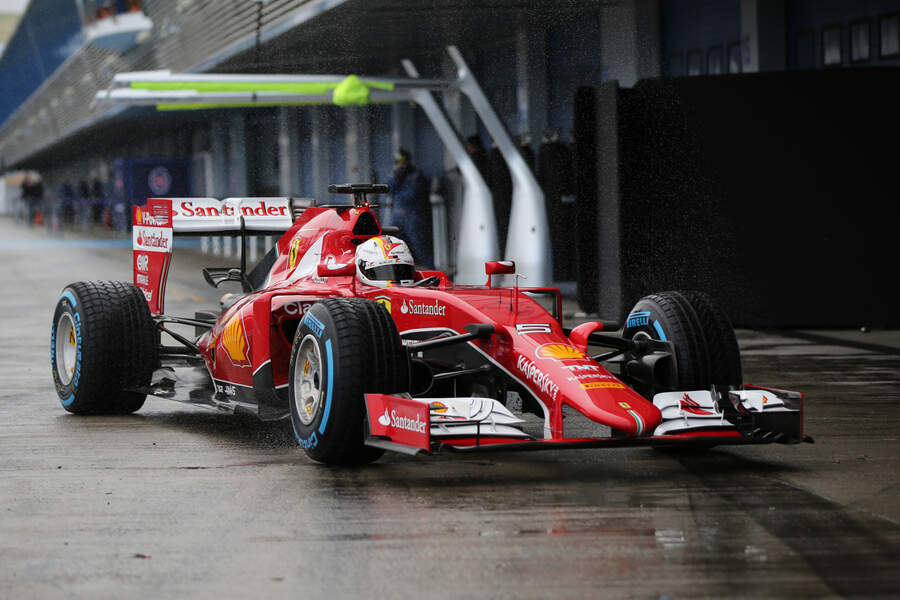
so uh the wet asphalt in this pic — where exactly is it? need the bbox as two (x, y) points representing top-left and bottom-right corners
(1, 217), (898, 599)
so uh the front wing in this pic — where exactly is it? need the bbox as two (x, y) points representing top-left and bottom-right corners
(364, 385), (810, 456)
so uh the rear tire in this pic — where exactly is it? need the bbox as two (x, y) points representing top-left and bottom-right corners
(51, 281), (157, 415)
(622, 290), (742, 398)
(288, 298), (409, 465)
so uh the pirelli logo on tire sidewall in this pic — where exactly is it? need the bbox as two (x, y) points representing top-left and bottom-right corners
(302, 312), (326, 338)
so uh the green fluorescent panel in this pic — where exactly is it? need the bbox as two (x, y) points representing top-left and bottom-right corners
(156, 101), (326, 110)
(132, 77), (394, 95)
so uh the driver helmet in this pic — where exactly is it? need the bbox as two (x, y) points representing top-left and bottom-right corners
(355, 235), (416, 287)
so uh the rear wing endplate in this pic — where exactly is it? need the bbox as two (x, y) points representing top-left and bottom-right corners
(132, 197), (295, 314)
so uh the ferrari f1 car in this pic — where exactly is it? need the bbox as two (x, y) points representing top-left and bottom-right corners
(51, 184), (809, 464)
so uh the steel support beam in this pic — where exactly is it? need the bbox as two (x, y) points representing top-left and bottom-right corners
(447, 46), (551, 286)
(310, 107), (332, 199)
(278, 107), (301, 196)
(403, 57), (497, 285)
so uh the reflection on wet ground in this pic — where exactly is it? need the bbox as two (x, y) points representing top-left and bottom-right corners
(1, 219), (899, 598)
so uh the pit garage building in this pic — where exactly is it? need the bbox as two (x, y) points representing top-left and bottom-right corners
(1, 0), (898, 327)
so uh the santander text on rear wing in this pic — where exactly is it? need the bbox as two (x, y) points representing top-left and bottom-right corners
(132, 197), (295, 313)
(171, 197), (293, 234)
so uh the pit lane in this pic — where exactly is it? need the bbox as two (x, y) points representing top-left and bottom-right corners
(1, 218), (898, 598)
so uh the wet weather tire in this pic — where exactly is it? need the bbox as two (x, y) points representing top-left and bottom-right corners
(51, 281), (157, 415)
(622, 290), (742, 398)
(288, 298), (409, 465)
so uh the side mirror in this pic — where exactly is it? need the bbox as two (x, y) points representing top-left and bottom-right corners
(317, 262), (355, 278)
(202, 266), (247, 289)
(485, 260), (515, 288)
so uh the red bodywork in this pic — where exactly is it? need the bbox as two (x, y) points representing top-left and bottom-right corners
(211, 205), (661, 438)
(134, 198), (806, 453)
(137, 200), (663, 439)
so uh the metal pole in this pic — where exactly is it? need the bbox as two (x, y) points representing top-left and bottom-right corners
(446, 45), (552, 287)
(402, 58), (497, 285)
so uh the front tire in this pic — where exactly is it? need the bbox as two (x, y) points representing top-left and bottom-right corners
(288, 298), (409, 465)
(621, 290), (742, 398)
(51, 281), (157, 414)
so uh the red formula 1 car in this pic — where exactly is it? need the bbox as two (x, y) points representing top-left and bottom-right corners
(51, 184), (809, 464)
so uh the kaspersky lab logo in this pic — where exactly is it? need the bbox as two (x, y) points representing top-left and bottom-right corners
(399, 299), (446, 316)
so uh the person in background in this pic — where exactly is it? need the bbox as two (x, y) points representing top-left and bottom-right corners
(387, 149), (432, 268)
(91, 178), (105, 225)
(486, 142), (512, 251)
(465, 135), (488, 180)
(21, 174), (43, 227)
(77, 180), (91, 228)
(19, 175), (32, 224)
(58, 182), (75, 225)
(537, 127), (575, 280)
(518, 131), (535, 170)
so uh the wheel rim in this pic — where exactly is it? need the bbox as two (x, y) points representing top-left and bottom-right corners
(293, 334), (323, 425)
(632, 330), (653, 343)
(55, 312), (77, 386)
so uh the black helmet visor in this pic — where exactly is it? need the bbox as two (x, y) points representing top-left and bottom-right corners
(361, 262), (416, 282)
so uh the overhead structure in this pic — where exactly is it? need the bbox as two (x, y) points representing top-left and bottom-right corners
(95, 71), (450, 109)
(95, 46), (551, 286)
(77, 0), (154, 53)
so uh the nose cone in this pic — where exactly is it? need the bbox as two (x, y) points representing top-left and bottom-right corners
(568, 384), (662, 436)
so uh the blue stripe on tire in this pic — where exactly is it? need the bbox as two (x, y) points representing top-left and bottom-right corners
(318, 339), (334, 434)
(653, 320), (667, 341)
(62, 393), (75, 407)
(61, 290), (77, 307)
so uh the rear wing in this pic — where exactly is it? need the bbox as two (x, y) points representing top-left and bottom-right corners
(132, 197), (298, 314)
(170, 197), (293, 235)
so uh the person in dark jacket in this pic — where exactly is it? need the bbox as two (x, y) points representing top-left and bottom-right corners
(486, 143), (512, 251)
(21, 175), (43, 227)
(465, 135), (489, 180)
(387, 149), (432, 267)
(537, 128), (575, 280)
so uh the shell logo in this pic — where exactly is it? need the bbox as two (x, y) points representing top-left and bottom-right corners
(288, 239), (301, 270)
(430, 401), (448, 413)
(536, 343), (587, 361)
(221, 314), (250, 366)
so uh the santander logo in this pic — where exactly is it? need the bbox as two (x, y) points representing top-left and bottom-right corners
(136, 231), (169, 250)
(380, 408), (427, 433)
(399, 299), (446, 316)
